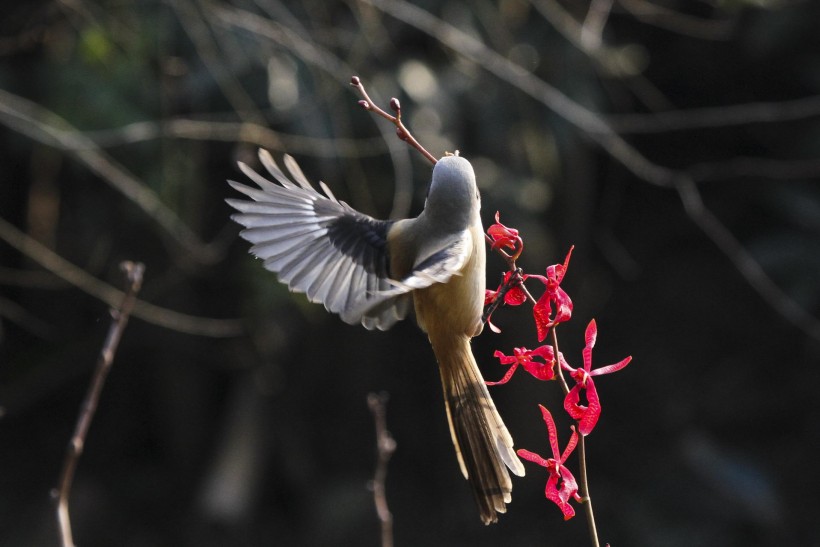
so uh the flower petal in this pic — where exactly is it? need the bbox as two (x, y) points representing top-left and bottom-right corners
(520, 353), (555, 381)
(538, 404), (561, 460)
(516, 448), (550, 467)
(590, 355), (633, 377)
(545, 472), (577, 520)
(504, 286), (527, 306)
(564, 380), (602, 436)
(486, 362), (519, 385)
(533, 292), (552, 342)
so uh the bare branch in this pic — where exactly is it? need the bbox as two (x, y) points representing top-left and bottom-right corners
(363, 0), (820, 341)
(211, 3), (415, 219)
(362, 0), (677, 187)
(618, 0), (737, 41)
(675, 178), (820, 340)
(607, 94), (820, 134)
(688, 156), (820, 182)
(367, 392), (396, 547)
(350, 76), (438, 165)
(55, 260), (144, 547)
(581, 0), (614, 51)
(0, 216), (244, 337)
(79, 119), (389, 158)
(171, 0), (266, 125)
(0, 88), (226, 265)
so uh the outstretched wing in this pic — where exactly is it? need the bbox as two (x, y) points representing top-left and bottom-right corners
(226, 149), (411, 330)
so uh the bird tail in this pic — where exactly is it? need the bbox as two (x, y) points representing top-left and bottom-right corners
(431, 333), (525, 524)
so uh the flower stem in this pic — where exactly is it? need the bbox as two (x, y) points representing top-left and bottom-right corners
(552, 327), (600, 547)
(551, 328), (570, 396)
(577, 434), (600, 547)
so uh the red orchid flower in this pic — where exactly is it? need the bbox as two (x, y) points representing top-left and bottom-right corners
(561, 319), (632, 435)
(529, 246), (574, 342)
(487, 211), (523, 259)
(517, 405), (582, 520)
(483, 270), (528, 333)
(487, 345), (556, 385)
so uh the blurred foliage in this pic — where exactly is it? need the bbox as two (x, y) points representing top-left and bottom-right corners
(1, 0), (819, 546)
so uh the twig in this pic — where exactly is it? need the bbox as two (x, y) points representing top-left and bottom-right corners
(362, 0), (820, 343)
(171, 0), (265, 125)
(367, 392), (396, 547)
(78, 119), (390, 158)
(350, 76), (438, 165)
(54, 261), (145, 547)
(0, 88), (226, 265)
(607, 93), (820, 134)
(212, 4), (416, 219)
(0, 216), (244, 338)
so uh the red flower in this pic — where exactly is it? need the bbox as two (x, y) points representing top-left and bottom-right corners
(561, 319), (632, 435)
(517, 405), (582, 520)
(530, 246), (574, 342)
(487, 211), (523, 259)
(484, 270), (528, 333)
(487, 345), (556, 385)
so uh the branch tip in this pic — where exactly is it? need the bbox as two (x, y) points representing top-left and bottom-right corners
(349, 75), (437, 166)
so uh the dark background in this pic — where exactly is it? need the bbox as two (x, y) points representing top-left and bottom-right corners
(2, 1), (819, 546)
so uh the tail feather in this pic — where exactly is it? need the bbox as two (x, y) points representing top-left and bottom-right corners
(434, 333), (525, 524)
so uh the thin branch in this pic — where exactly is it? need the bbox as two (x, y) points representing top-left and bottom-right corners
(674, 179), (820, 340)
(0, 216), (244, 337)
(607, 94), (820, 134)
(364, 0), (677, 189)
(211, 3), (415, 219)
(367, 392), (396, 547)
(0, 88), (226, 265)
(171, 0), (266, 125)
(79, 119), (390, 158)
(350, 76), (438, 165)
(55, 261), (144, 547)
(618, 0), (737, 41)
(0, 294), (53, 338)
(687, 156), (820, 182)
(363, 0), (820, 342)
(581, 0), (614, 51)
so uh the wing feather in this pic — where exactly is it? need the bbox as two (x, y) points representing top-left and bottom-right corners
(228, 150), (409, 330)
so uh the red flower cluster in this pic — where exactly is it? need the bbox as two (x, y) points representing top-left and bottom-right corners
(483, 214), (631, 520)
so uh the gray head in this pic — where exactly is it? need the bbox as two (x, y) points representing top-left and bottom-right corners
(424, 155), (480, 230)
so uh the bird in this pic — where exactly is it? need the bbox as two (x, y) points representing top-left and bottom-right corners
(226, 148), (525, 524)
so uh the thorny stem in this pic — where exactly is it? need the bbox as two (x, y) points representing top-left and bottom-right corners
(350, 76), (438, 165)
(367, 392), (396, 547)
(55, 261), (145, 547)
(552, 328), (600, 547)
